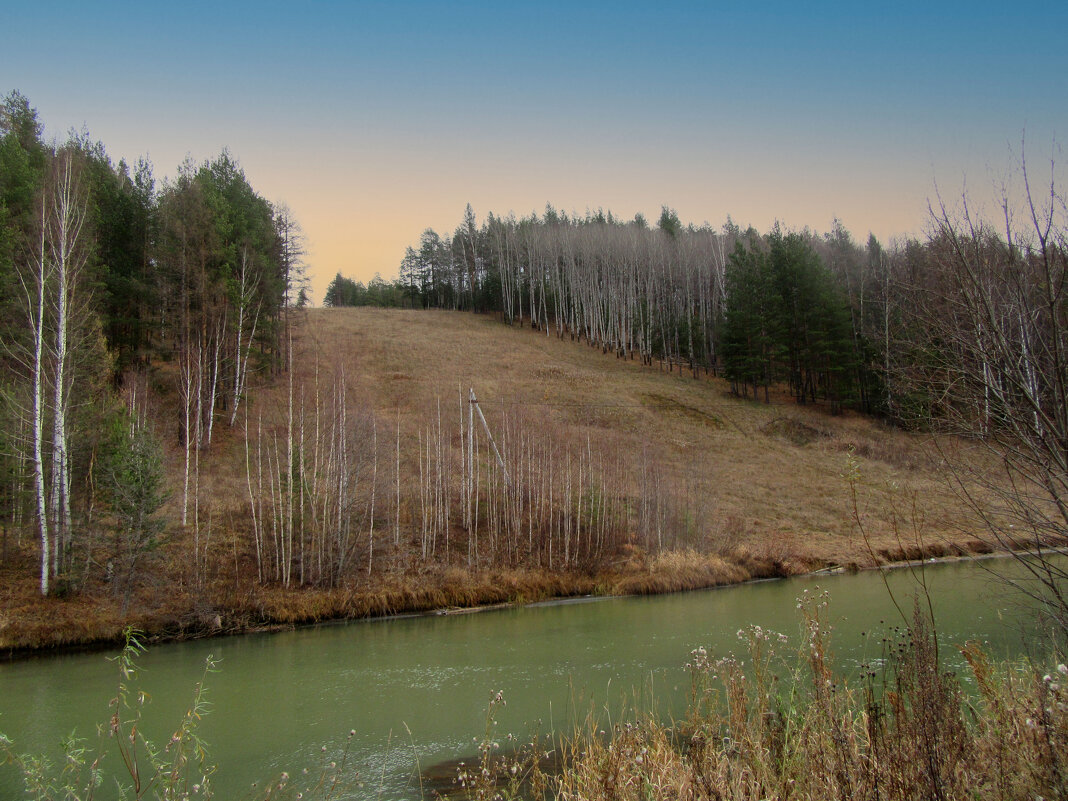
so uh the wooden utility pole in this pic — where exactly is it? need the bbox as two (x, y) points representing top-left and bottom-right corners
(469, 389), (509, 487)
(467, 387), (474, 531)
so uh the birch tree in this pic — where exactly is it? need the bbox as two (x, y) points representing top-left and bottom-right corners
(44, 150), (89, 577)
(13, 149), (91, 593)
(23, 192), (51, 594)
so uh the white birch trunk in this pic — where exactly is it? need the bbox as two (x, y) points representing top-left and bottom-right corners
(284, 323), (294, 587)
(27, 216), (50, 595)
(395, 408), (400, 547)
(46, 154), (86, 578)
(244, 405), (262, 583)
(205, 315), (224, 447)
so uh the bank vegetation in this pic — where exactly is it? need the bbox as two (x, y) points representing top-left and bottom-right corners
(466, 598), (1068, 801)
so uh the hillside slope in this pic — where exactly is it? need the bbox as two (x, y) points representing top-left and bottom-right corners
(1, 308), (989, 654)
(290, 307), (979, 560)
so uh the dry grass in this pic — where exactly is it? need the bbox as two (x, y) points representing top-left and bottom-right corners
(611, 549), (748, 595)
(0, 559), (605, 655)
(279, 307), (980, 563)
(1, 308), (1000, 653)
(548, 601), (1068, 801)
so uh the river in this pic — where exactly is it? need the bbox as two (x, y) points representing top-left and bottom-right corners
(0, 555), (1061, 799)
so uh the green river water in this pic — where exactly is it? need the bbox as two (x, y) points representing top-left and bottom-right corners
(0, 556), (1062, 799)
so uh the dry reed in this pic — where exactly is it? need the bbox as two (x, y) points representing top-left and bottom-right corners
(550, 597), (1068, 801)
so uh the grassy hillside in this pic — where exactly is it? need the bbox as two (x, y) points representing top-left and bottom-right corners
(0, 308), (991, 654)
(294, 307), (980, 560)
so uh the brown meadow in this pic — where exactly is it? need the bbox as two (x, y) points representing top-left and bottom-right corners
(1, 308), (991, 654)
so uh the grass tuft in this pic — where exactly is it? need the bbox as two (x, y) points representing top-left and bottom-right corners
(613, 549), (748, 595)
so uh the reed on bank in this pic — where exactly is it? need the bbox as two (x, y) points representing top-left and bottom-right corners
(546, 595), (1068, 801)
(0, 539), (996, 657)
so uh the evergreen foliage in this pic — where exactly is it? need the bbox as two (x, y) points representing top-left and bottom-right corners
(323, 272), (407, 307)
(722, 235), (775, 400)
(722, 230), (856, 409)
(0, 89), (302, 595)
(102, 418), (167, 611)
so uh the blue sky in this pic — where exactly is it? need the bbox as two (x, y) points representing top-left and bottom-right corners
(3, 1), (1065, 300)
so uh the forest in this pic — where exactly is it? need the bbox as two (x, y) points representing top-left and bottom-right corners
(0, 91), (305, 605)
(385, 206), (913, 418)
(2, 89), (1066, 652)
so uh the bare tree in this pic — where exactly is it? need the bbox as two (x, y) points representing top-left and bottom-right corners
(905, 152), (1068, 648)
(22, 188), (51, 595)
(228, 247), (261, 427)
(12, 150), (90, 594)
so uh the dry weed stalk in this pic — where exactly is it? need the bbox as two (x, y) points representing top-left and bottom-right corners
(553, 593), (1068, 801)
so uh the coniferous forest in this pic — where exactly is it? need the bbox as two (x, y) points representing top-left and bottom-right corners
(2, 90), (1066, 652)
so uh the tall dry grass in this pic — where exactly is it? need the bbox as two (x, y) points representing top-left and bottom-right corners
(547, 597), (1068, 801)
(228, 308), (983, 580)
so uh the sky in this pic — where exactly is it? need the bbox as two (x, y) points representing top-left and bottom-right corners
(3, 1), (1066, 303)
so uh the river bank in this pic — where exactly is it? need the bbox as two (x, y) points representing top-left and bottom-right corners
(4, 552), (1064, 801)
(0, 535), (1008, 661)
(1, 309), (1005, 662)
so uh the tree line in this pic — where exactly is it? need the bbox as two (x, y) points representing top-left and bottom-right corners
(394, 195), (1067, 431)
(396, 176), (1068, 635)
(0, 91), (305, 599)
(323, 272), (406, 308)
(392, 204), (882, 412)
